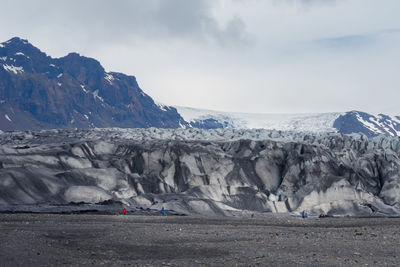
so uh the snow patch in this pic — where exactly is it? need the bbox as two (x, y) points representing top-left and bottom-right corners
(2, 64), (24, 74)
(391, 116), (400, 125)
(104, 73), (114, 85)
(355, 113), (382, 134)
(0, 43), (4, 48)
(80, 85), (88, 93)
(387, 122), (400, 136)
(49, 64), (56, 67)
(84, 115), (89, 120)
(179, 121), (186, 129)
(156, 102), (169, 112)
(0, 56), (7, 61)
(92, 90), (104, 102)
(57, 73), (63, 78)
(15, 52), (29, 58)
(369, 117), (393, 136)
(57, 83), (62, 87)
(4, 114), (12, 122)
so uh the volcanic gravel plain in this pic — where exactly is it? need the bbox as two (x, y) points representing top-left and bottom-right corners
(1, 213), (400, 266)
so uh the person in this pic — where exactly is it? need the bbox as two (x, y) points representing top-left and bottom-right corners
(123, 208), (126, 215)
(301, 210), (308, 218)
(161, 207), (165, 216)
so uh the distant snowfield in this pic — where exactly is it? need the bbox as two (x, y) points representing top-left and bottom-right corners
(175, 106), (342, 133)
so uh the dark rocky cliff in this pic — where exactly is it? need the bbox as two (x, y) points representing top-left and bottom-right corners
(0, 37), (186, 130)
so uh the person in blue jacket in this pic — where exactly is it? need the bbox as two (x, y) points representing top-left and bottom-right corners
(301, 210), (308, 218)
(161, 207), (165, 216)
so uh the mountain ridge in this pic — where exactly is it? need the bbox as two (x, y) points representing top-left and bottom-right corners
(1, 37), (400, 138)
(0, 37), (187, 130)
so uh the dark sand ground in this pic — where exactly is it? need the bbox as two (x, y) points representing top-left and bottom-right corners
(1, 213), (400, 266)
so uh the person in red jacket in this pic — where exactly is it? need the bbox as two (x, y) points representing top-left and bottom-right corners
(123, 208), (127, 215)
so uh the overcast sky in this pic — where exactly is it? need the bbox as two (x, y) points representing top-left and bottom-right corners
(1, 0), (400, 114)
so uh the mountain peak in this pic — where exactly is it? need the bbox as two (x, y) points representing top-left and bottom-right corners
(57, 52), (105, 77)
(65, 52), (81, 58)
(0, 36), (47, 61)
(1, 37), (30, 47)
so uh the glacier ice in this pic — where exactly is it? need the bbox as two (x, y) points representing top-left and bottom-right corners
(1, 128), (400, 216)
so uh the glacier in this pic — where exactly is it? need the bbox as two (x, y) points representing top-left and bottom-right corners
(176, 106), (341, 132)
(1, 128), (400, 217)
(176, 106), (400, 138)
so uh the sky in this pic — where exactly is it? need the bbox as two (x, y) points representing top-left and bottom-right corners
(1, 0), (400, 114)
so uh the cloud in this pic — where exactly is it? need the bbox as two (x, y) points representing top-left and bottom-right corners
(317, 34), (374, 49)
(285, 0), (337, 6)
(0, 0), (248, 47)
(271, 0), (337, 8)
(316, 28), (400, 50)
(153, 0), (250, 45)
(1, 0), (400, 114)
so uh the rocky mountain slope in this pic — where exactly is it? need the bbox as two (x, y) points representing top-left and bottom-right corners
(1, 128), (400, 216)
(0, 37), (186, 130)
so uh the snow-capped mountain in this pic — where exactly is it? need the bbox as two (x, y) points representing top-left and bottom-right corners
(175, 106), (400, 138)
(0, 37), (186, 130)
(334, 111), (400, 137)
(1, 37), (399, 138)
